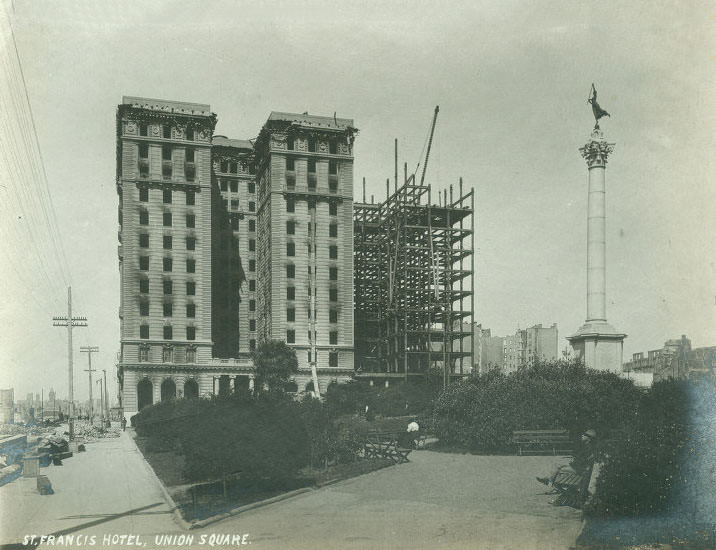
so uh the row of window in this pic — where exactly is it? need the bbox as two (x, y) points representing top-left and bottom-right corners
(139, 188), (195, 205)
(286, 265), (338, 280)
(139, 234), (196, 250)
(219, 179), (255, 194)
(285, 200), (338, 216)
(138, 123), (195, 141)
(218, 160), (255, 175)
(285, 308), (339, 323)
(138, 278), (197, 295)
(222, 199), (255, 212)
(139, 302), (196, 318)
(285, 242), (338, 258)
(138, 345), (196, 363)
(286, 137), (340, 155)
(138, 144), (195, 162)
(138, 256), (196, 273)
(285, 287), (338, 301)
(286, 330), (339, 345)
(139, 211), (195, 228)
(285, 158), (339, 174)
(139, 324), (196, 340)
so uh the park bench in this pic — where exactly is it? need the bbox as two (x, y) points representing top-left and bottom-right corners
(550, 462), (595, 509)
(512, 429), (573, 456)
(363, 433), (412, 464)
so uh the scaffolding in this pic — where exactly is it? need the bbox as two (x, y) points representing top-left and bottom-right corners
(354, 178), (474, 386)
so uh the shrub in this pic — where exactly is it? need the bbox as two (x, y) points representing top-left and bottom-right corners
(432, 358), (641, 452)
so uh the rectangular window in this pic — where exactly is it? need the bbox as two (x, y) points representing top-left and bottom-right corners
(186, 326), (196, 340)
(231, 217), (238, 230)
(162, 145), (172, 160)
(139, 278), (149, 293)
(231, 199), (238, 211)
(249, 219), (255, 232)
(186, 303), (196, 317)
(286, 330), (295, 343)
(163, 325), (172, 340)
(307, 351), (312, 363)
(287, 308), (295, 322)
(308, 138), (316, 153)
(186, 214), (195, 228)
(308, 159), (316, 173)
(287, 242), (295, 256)
(186, 258), (195, 273)
(186, 237), (196, 250)
(249, 339), (256, 351)
(286, 221), (295, 234)
(329, 288), (338, 302)
(329, 223), (337, 238)
(329, 331), (338, 345)
(163, 302), (172, 317)
(329, 179), (338, 193)
(286, 199), (294, 212)
(163, 257), (173, 272)
(163, 279), (173, 295)
(329, 352), (338, 368)
(249, 279), (256, 291)
(329, 309), (338, 323)
(140, 302), (149, 316)
(329, 202), (337, 216)
(249, 259), (255, 272)
(286, 264), (295, 278)
(139, 233), (149, 248)
(163, 212), (172, 226)
(139, 210), (149, 225)
(186, 190), (195, 206)
(163, 189), (172, 203)
(329, 245), (338, 259)
(230, 162), (238, 174)
(248, 181), (255, 194)
(223, 199), (229, 210)
(186, 127), (194, 141)
(163, 125), (171, 139)
(329, 160), (337, 175)
(221, 160), (228, 172)
(139, 256), (149, 271)
(186, 281), (196, 295)
(287, 286), (295, 300)
(139, 123), (147, 137)
(249, 299), (256, 312)
(140, 325), (149, 339)
(220, 180), (228, 192)
(140, 188), (149, 202)
(287, 137), (294, 150)
(249, 319), (256, 332)
(249, 201), (255, 212)
(139, 143), (148, 158)
(230, 180), (238, 192)
(163, 235), (172, 249)
(186, 148), (195, 162)
(249, 239), (255, 251)
(286, 158), (295, 171)
(329, 139), (337, 154)
(329, 267), (338, 280)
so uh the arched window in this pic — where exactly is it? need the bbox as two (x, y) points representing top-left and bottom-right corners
(184, 379), (199, 399)
(137, 379), (153, 410)
(160, 379), (176, 402)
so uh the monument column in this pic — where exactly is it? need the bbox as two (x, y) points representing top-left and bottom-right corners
(567, 127), (626, 372)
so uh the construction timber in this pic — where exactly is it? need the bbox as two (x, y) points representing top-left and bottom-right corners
(354, 178), (475, 387)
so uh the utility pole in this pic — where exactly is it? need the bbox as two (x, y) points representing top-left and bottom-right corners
(52, 286), (87, 440)
(96, 378), (104, 424)
(102, 369), (109, 425)
(80, 346), (98, 422)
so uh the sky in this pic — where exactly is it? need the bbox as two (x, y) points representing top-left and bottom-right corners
(0, 0), (714, 403)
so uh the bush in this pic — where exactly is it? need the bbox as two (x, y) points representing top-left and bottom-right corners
(432, 358), (642, 452)
(325, 379), (440, 418)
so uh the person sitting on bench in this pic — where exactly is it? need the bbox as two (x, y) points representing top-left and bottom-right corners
(537, 429), (597, 490)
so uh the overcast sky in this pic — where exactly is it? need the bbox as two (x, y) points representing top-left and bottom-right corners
(1, 0), (714, 403)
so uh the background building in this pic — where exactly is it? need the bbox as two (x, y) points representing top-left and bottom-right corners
(623, 335), (716, 383)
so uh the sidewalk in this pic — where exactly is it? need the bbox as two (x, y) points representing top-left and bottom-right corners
(0, 430), (177, 546)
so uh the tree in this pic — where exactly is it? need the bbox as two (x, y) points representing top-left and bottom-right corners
(252, 340), (299, 393)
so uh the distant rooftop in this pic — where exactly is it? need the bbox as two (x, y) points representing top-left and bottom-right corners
(268, 111), (355, 130)
(213, 135), (254, 150)
(122, 96), (212, 116)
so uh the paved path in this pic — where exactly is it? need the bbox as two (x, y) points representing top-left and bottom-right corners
(1, 433), (582, 550)
(0, 429), (176, 547)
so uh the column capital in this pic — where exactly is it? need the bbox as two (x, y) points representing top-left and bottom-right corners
(579, 128), (615, 168)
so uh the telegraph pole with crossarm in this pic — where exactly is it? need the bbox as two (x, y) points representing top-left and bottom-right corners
(80, 346), (99, 422)
(52, 286), (87, 440)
